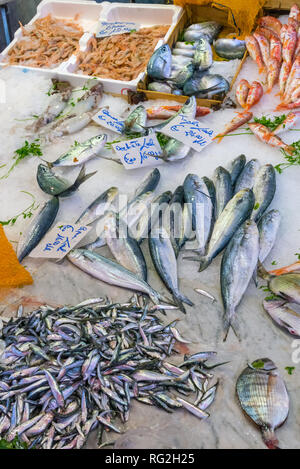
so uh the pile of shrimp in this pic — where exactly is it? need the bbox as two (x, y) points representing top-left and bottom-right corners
(77, 25), (169, 81)
(7, 15), (83, 68)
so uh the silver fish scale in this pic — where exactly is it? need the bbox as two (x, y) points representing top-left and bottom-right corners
(0, 300), (223, 449)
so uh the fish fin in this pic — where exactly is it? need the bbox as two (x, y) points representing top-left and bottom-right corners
(257, 261), (273, 281)
(213, 135), (224, 143)
(73, 165), (97, 190)
(198, 257), (211, 272)
(223, 307), (240, 342)
(173, 296), (187, 314)
(252, 263), (258, 287)
(261, 427), (280, 450)
(183, 256), (202, 262)
(223, 321), (240, 342)
(175, 291), (194, 308)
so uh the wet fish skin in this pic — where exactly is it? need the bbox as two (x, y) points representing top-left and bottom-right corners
(193, 37), (213, 70)
(187, 189), (255, 272)
(149, 226), (193, 313)
(183, 173), (213, 255)
(51, 134), (107, 167)
(135, 190), (172, 243)
(215, 111), (252, 141)
(245, 35), (265, 73)
(168, 186), (184, 257)
(124, 105), (147, 135)
(76, 186), (118, 225)
(229, 154), (246, 186)
(215, 38), (246, 60)
(67, 249), (169, 305)
(147, 44), (172, 80)
(103, 211), (148, 281)
(203, 176), (216, 221)
(258, 209), (281, 263)
(184, 21), (222, 44)
(234, 159), (260, 194)
(269, 273), (300, 305)
(37, 164), (96, 198)
(148, 82), (173, 93)
(214, 166), (233, 219)
(17, 197), (59, 262)
(221, 220), (259, 340)
(235, 80), (250, 108)
(236, 358), (289, 449)
(251, 164), (276, 222)
(263, 299), (300, 336)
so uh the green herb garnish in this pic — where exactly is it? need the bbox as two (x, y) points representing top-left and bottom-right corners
(275, 139), (300, 173)
(0, 140), (43, 179)
(105, 139), (122, 150)
(254, 114), (287, 132)
(0, 436), (29, 449)
(285, 366), (295, 375)
(271, 260), (277, 265)
(157, 132), (170, 149)
(184, 41), (195, 45)
(130, 29), (137, 34)
(254, 202), (260, 210)
(295, 252), (300, 260)
(0, 191), (39, 226)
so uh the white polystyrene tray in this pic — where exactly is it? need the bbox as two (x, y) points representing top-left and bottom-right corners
(0, 0), (183, 94)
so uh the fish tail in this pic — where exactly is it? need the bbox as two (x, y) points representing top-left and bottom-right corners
(173, 296), (187, 314)
(257, 261), (273, 281)
(73, 165), (97, 190)
(223, 306), (240, 342)
(175, 290), (194, 309)
(198, 257), (211, 272)
(270, 261), (300, 276)
(213, 135), (223, 143)
(261, 427), (280, 450)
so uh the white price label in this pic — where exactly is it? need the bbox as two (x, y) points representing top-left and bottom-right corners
(92, 108), (125, 134)
(112, 135), (164, 170)
(160, 114), (217, 152)
(30, 223), (92, 259)
(96, 21), (140, 38)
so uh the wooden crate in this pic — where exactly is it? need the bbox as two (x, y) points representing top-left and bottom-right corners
(137, 6), (247, 107)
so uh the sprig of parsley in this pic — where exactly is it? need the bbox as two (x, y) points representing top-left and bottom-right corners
(275, 140), (300, 173)
(0, 140), (43, 180)
(285, 366), (295, 376)
(254, 114), (287, 132)
(0, 191), (39, 227)
(0, 436), (29, 449)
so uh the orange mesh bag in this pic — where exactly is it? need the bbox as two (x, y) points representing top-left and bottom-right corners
(173, 0), (267, 38)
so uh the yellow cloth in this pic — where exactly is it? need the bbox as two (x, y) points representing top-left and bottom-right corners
(174, 0), (267, 38)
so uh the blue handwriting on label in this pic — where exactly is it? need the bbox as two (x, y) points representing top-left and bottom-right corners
(115, 135), (161, 167)
(42, 224), (88, 254)
(96, 21), (140, 38)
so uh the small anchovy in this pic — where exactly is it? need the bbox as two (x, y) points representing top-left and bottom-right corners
(176, 397), (209, 420)
(194, 289), (216, 303)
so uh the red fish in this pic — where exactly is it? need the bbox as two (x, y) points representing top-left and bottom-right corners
(146, 105), (211, 120)
(277, 99), (300, 110)
(257, 16), (282, 36)
(253, 32), (270, 69)
(280, 24), (289, 44)
(236, 79), (250, 108)
(278, 61), (291, 96)
(215, 111), (253, 142)
(267, 58), (281, 92)
(245, 81), (263, 109)
(273, 110), (300, 134)
(282, 24), (297, 65)
(249, 122), (294, 154)
(245, 35), (265, 73)
(289, 3), (300, 23)
(270, 261), (300, 276)
(255, 26), (280, 42)
(270, 34), (282, 62)
(284, 56), (300, 102)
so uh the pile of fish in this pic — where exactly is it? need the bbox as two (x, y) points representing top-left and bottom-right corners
(245, 4), (300, 107)
(236, 358), (289, 449)
(184, 156), (279, 340)
(0, 298), (222, 449)
(146, 20), (243, 99)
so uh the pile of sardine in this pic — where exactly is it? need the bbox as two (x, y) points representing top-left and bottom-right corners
(0, 298), (221, 449)
(147, 21), (246, 98)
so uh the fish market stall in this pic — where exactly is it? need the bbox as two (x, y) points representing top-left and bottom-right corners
(0, 0), (300, 451)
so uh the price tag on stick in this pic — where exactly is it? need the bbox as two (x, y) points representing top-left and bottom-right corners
(96, 21), (140, 38)
(112, 134), (164, 170)
(92, 108), (125, 134)
(160, 114), (217, 153)
(30, 223), (92, 260)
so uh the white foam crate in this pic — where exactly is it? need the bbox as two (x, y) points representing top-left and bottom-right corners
(0, 0), (183, 95)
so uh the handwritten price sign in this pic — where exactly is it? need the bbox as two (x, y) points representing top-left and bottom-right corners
(96, 21), (140, 38)
(30, 223), (92, 259)
(112, 135), (163, 170)
(93, 108), (125, 134)
(160, 114), (217, 152)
